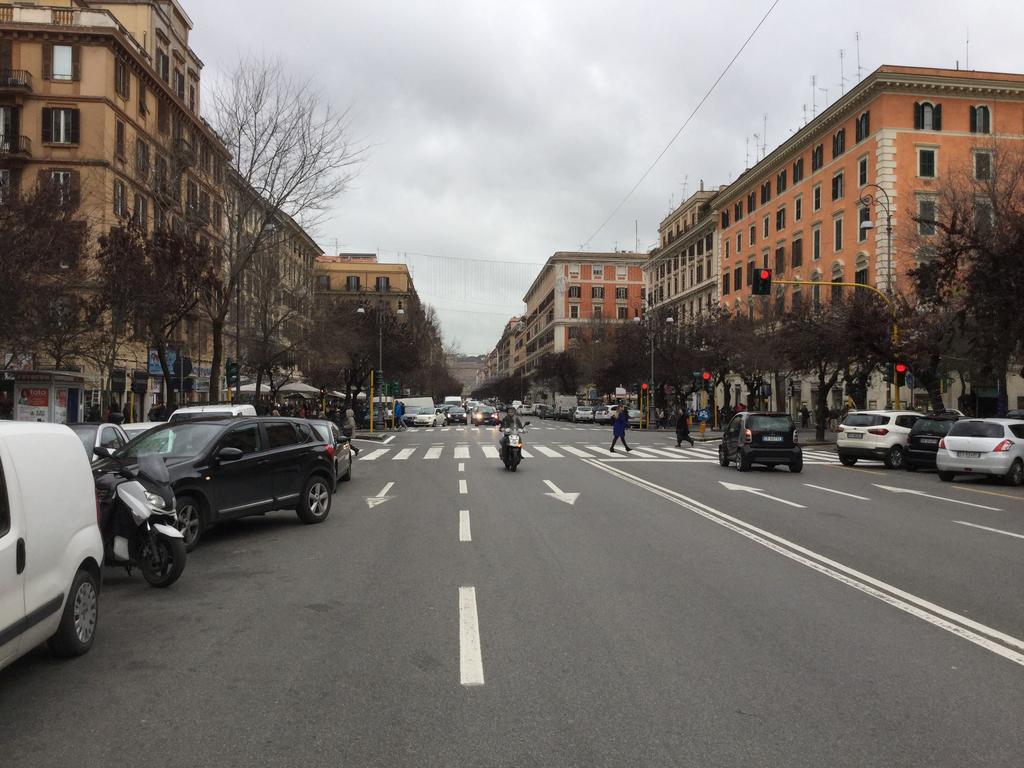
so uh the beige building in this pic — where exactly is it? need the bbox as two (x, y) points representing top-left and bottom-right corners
(314, 254), (419, 315)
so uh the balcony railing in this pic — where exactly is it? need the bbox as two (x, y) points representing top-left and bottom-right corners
(0, 135), (31, 159)
(0, 69), (32, 91)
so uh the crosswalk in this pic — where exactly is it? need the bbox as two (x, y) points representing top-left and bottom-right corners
(358, 443), (844, 465)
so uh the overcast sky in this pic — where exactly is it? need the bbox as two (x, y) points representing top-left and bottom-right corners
(188, 0), (1020, 354)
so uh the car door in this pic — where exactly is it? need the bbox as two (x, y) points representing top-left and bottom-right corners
(208, 421), (273, 520)
(262, 421), (306, 508)
(0, 453), (26, 668)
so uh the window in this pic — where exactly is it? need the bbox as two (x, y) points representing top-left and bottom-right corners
(115, 119), (126, 159)
(593, 305), (602, 320)
(775, 246), (785, 275)
(41, 107), (79, 144)
(858, 156), (868, 186)
(114, 57), (131, 99)
(615, 286), (628, 299)
(591, 286), (605, 299)
(918, 198), (936, 236)
(970, 105), (991, 134)
(776, 169), (787, 194)
(266, 422), (299, 450)
(569, 304), (579, 319)
(812, 184), (821, 211)
(775, 207), (786, 231)
(793, 157), (804, 183)
(833, 217), (844, 252)
(722, 273), (731, 296)
(855, 111), (870, 142)
(50, 44), (76, 81)
(375, 276), (390, 292)
(914, 101), (942, 131)
(794, 195), (803, 222)
(811, 143), (824, 171)
(747, 191), (756, 213)
(749, 224), (756, 246)
(733, 267), (742, 292)
(974, 151), (992, 180)
(858, 206), (870, 242)
(760, 181), (771, 205)
(812, 225), (821, 261)
(918, 148), (936, 178)
(132, 193), (148, 232)
(831, 172), (844, 201)
(832, 128), (846, 158)
(791, 238), (803, 269)
(113, 179), (127, 218)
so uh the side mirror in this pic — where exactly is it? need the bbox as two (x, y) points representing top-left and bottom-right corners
(215, 446), (244, 463)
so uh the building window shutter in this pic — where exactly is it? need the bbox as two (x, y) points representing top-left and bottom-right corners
(933, 104), (942, 131)
(71, 45), (81, 81)
(42, 43), (53, 80)
(41, 107), (53, 143)
(913, 102), (922, 129)
(69, 109), (80, 144)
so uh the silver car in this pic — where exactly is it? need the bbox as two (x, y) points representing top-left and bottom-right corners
(936, 419), (1024, 486)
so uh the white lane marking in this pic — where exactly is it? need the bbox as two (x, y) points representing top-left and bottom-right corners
(382, 435), (396, 445)
(872, 484), (1001, 511)
(376, 482), (394, 497)
(542, 479), (579, 505)
(424, 445), (443, 460)
(459, 479), (468, 494)
(360, 448), (389, 461)
(953, 520), (1024, 541)
(561, 445), (592, 457)
(719, 481), (806, 509)
(482, 446), (500, 458)
(534, 445), (564, 458)
(586, 460), (1024, 664)
(393, 448), (415, 461)
(454, 445), (470, 459)
(803, 483), (870, 501)
(521, 449), (534, 458)
(458, 462), (465, 472)
(459, 510), (472, 542)
(459, 587), (485, 686)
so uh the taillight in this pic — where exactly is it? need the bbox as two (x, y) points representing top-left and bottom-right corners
(743, 428), (752, 444)
(868, 428), (889, 436)
(938, 438), (946, 449)
(325, 443), (336, 459)
(993, 439), (1014, 453)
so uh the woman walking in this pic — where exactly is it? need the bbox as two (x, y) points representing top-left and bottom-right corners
(610, 404), (632, 453)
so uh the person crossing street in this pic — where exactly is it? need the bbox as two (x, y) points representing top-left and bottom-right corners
(609, 403), (632, 452)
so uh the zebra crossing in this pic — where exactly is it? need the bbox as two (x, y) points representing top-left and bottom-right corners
(357, 442), (843, 465)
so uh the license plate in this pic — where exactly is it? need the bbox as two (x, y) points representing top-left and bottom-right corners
(958, 451), (981, 458)
(848, 432), (863, 439)
(762, 435), (783, 442)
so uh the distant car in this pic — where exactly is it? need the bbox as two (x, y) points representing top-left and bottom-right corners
(571, 406), (594, 423)
(168, 404), (257, 423)
(122, 421), (163, 441)
(836, 410), (920, 469)
(308, 419), (353, 483)
(719, 412), (802, 472)
(936, 418), (1024, 485)
(471, 406), (499, 426)
(904, 413), (960, 471)
(67, 422), (130, 461)
(446, 406), (467, 425)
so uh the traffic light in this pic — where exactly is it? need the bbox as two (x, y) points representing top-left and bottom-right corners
(894, 362), (908, 388)
(752, 267), (773, 295)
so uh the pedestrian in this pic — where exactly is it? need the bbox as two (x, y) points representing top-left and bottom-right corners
(609, 402), (632, 453)
(800, 403), (810, 429)
(675, 406), (695, 447)
(342, 408), (360, 456)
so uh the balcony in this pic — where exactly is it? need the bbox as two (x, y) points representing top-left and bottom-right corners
(0, 135), (31, 162)
(0, 70), (32, 93)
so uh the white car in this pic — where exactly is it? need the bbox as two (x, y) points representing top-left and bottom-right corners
(836, 410), (921, 469)
(936, 419), (1024, 485)
(67, 422), (130, 461)
(1, 423), (105, 672)
(168, 404), (257, 423)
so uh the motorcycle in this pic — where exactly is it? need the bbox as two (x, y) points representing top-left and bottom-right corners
(93, 450), (186, 588)
(500, 422), (531, 472)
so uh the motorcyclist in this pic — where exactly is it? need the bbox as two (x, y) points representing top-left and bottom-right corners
(499, 405), (524, 459)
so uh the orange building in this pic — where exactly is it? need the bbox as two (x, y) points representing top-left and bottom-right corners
(716, 65), (1023, 314)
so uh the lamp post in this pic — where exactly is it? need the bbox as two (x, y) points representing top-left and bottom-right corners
(858, 183), (897, 408)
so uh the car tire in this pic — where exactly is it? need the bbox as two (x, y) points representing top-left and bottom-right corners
(176, 494), (206, 553)
(884, 445), (905, 470)
(296, 475), (332, 524)
(789, 460), (803, 473)
(718, 445), (729, 467)
(1005, 459), (1024, 487)
(839, 454), (857, 467)
(48, 567), (99, 658)
(938, 471), (955, 482)
(736, 449), (751, 472)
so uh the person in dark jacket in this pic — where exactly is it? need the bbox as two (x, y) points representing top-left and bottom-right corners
(610, 404), (632, 452)
(675, 406), (694, 447)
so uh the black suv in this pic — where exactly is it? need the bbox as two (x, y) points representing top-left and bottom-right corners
(904, 412), (960, 471)
(98, 417), (336, 550)
(719, 412), (802, 472)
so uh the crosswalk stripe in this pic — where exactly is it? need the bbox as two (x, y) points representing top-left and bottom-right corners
(393, 448), (415, 460)
(533, 445), (564, 458)
(360, 448), (390, 461)
(454, 445), (470, 459)
(424, 445), (443, 460)
(482, 446), (500, 458)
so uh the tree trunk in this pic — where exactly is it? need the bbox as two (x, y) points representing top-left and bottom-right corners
(209, 315), (225, 402)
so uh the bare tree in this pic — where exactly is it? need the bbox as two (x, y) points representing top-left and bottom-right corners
(204, 56), (365, 400)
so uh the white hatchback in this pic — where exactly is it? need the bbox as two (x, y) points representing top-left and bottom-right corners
(836, 410), (921, 469)
(936, 419), (1024, 486)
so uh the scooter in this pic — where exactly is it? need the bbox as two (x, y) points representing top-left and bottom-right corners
(93, 450), (186, 588)
(500, 423), (531, 472)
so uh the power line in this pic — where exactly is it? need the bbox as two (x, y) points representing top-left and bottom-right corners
(579, 0), (784, 250)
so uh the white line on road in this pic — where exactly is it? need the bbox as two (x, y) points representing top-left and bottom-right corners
(459, 479), (468, 495)
(393, 448), (415, 461)
(458, 462), (465, 472)
(459, 587), (485, 686)
(360, 448), (390, 461)
(424, 445), (443, 460)
(872, 484), (1001, 511)
(376, 482), (394, 497)
(953, 520), (1024, 541)
(459, 510), (472, 542)
(454, 445), (470, 459)
(803, 484), (870, 501)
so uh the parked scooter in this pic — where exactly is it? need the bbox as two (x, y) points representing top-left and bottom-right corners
(500, 423), (530, 471)
(93, 450), (186, 588)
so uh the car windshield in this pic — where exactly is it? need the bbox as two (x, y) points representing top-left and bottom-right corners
(844, 414), (888, 427)
(748, 415), (793, 431)
(115, 423), (223, 460)
(948, 421), (1004, 438)
(911, 418), (955, 436)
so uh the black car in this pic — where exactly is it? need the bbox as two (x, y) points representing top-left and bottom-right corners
(95, 417), (337, 551)
(446, 406), (467, 425)
(904, 413), (960, 471)
(719, 412), (802, 472)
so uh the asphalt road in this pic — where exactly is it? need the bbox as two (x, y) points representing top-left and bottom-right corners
(3, 421), (1024, 767)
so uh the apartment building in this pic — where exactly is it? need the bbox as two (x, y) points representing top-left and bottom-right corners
(314, 254), (419, 315)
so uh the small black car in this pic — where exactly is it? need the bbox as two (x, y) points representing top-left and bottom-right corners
(904, 413), (960, 471)
(719, 412), (802, 472)
(95, 417), (336, 551)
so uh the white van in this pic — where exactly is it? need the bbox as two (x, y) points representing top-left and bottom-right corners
(1, 423), (104, 671)
(168, 404), (257, 423)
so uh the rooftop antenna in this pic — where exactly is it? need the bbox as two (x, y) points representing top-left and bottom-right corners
(839, 49), (848, 96)
(855, 31), (865, 82)
(811, 75), (818, 118)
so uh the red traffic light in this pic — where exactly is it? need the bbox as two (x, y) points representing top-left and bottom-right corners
(895, 363), (908, 374)
(701, 371), (711, 381)
(641, 383), (649, 391)
(760, 269), (770, 280)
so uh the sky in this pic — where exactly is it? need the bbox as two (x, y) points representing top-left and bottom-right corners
(187, 0), (1022, 354)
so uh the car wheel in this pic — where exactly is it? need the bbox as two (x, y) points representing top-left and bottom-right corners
(839, 455), (857, 467)
(296, 475), (332, 524)
(718, 445), (729, 467)
(884, 445), (904, 470)
(48, 567), (99, 658)
(736, 449), (751, 472)
(1005, 459), (1024, 487)
(789, 460), (803, 473)
(938, 471), (955, 482)
(175, 494), (205, 553)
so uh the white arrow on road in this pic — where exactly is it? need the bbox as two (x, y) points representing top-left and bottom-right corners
(366, 481), (395, 508)
(718, 481), (806, 509)
(543, 479), (580, 506)
(871, 484), (1001, 511)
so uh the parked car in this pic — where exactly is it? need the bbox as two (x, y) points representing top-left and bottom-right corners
(936, 418), (1024, 485)
(308, 419), (353, 484)
(122, 421), (163, 441)
(445, 406), (468, 425)
(571, 406), (595, 423)
(95, 417), (336, 550)
(68, 422), (130, 461)
(168, 404), (257, 423)
(904, 413), (961, 471)
(1, 423), (105, 672)
(719, 412), (802, 472)
(836, 410), (920, 468)
(471, 406), (499, 426)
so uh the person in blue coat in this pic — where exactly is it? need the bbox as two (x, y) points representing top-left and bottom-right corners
(609, 403), (632, 453)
